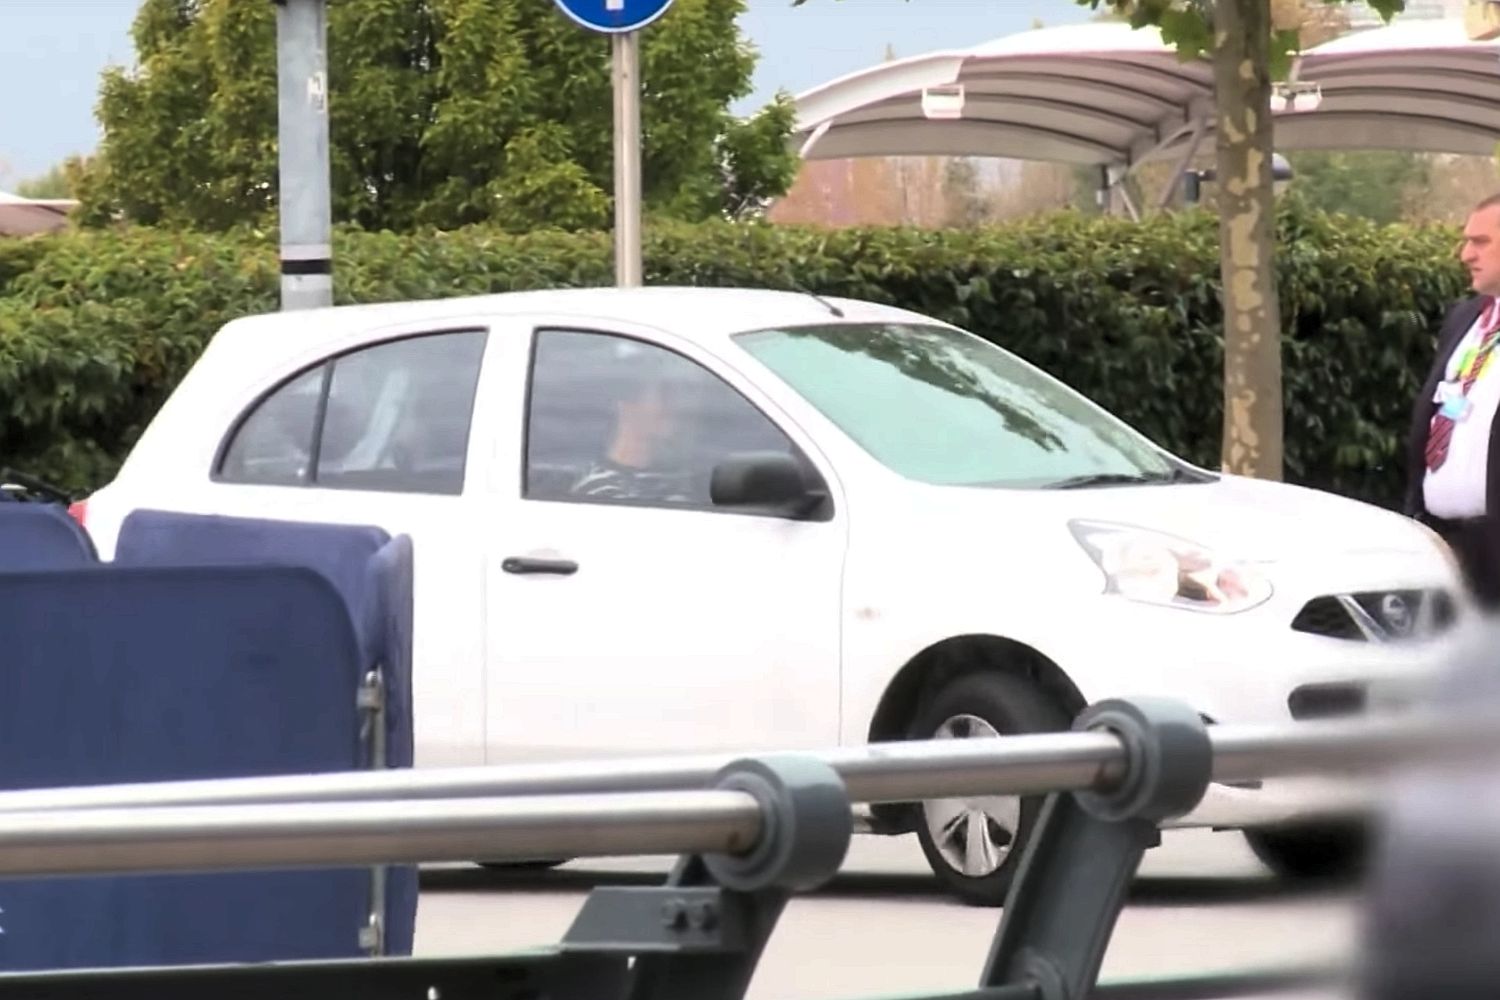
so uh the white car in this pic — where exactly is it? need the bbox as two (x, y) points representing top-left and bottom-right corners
(77, 286), (1466, 904)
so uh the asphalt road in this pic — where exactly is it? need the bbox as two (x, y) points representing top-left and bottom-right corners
(412, 828), (1360, 1000)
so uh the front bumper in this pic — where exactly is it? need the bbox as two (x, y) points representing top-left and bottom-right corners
(1052, 545), (1472, 831)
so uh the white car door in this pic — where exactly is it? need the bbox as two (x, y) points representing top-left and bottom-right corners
(479, 320), (848, 762)
(201, 322), (504, 768)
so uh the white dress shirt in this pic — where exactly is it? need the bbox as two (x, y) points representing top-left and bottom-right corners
(1424, 312), (1500, 519)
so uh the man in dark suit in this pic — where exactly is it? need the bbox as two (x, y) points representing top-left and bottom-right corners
(1405, 193), (1500, 609)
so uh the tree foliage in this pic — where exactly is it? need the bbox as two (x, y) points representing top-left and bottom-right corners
(769, 154), (966, 228)
(73, 0), (798, 232)
(15, 163), (77, 200)
(941, 158), (989, 227)
(1087, 0), (1400, 78)
(1285, 150), (1430, 225)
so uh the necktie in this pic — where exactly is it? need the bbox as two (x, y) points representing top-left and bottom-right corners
(1426, 297), (1500, 473)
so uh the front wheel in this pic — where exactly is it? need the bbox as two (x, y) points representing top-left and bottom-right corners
(909, 671), (1070, 907)
(478, 859), (569, 872)
(1244, 820), (1369, 883)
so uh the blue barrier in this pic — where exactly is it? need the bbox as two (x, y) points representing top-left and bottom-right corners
(0, 504), (97, 571)
(0, 508), (418, 970)
(113, 511), (415, 773)
(113, 510), (418, 955)
(0, 564), (372, 970)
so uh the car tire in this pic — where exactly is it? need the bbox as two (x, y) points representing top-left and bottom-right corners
(478, 859), (569, 871)
(909, 670), (1070, 907)
(1244, 820), (1369, 883)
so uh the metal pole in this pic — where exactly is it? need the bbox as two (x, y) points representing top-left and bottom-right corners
(1207, 716), (1460, 784)
(0, 790), (762, 879)
(612, 30), (643, 287)
(274, 0), (333, 310)
(0, 715), (1483, 880)
(0, 715), (1479, 819)
(0, 732), (1130, 815)
(360, 669), (387, 955)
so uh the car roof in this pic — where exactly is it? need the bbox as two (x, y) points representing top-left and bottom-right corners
(212, 285), (942, 357)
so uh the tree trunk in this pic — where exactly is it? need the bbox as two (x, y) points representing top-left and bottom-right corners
(1213, 0), (1283, 480)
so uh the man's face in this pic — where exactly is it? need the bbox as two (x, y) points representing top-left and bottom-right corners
(1460, 204), (1500, 296)
(618, 382), (683, 460)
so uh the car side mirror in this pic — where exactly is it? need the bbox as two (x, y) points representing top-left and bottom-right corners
(710, 452), (827, 519)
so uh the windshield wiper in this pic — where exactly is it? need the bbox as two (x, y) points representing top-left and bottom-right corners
(1045, 468), (1203, 490)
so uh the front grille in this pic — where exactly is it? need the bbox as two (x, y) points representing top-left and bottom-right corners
(1290, 598), (1364, 640)
(1289, 681), (1367, 720)
(1291, 588), (1455, 642)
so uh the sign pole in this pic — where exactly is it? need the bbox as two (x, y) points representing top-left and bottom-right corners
(611, 30), (643, 288)
(273, 0), (333, 311)
(553, 0), (671, 287)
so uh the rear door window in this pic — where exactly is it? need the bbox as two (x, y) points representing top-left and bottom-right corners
(217, 329), (488, 495)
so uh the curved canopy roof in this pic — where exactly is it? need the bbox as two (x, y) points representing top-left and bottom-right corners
(1278, 18), (1500, 158)
(790, 18), (1500, 174)
(0, 191), (74, 237)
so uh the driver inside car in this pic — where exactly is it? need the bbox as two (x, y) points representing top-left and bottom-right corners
(569, 352), (699, 504)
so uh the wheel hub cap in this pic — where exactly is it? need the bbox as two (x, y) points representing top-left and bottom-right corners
(923, 714), (1021, 879)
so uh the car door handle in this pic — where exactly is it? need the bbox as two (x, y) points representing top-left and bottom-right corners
(502, 556), (579, 576)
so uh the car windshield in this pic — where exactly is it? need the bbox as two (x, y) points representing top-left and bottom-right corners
(732, 321), (1201, 489)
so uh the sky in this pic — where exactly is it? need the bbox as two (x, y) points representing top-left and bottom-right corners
(0, 0), (1096, 188)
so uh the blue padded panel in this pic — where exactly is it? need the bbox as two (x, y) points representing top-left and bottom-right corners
(113, 509), (419, 954)
(115, 511), (389, 678)
(0, 504), (97, 571)
(0, 566), (369, 971)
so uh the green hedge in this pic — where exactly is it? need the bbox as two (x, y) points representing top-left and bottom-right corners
(0, 200), (1469, 506)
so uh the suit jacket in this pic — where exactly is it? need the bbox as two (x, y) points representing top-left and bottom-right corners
(1405, 295), (1493, 522)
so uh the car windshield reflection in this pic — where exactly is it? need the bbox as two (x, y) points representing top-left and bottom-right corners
(732, 321), (1210, 490)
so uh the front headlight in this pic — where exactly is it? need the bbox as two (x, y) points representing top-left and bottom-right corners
(1069, 520), (1274, 614)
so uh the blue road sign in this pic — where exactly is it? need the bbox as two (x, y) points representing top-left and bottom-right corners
(552, 0), (675, 33)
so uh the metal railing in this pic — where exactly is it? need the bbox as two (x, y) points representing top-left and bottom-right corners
(0, 710), (1450, 819)
(0, 697), (1488, 1000)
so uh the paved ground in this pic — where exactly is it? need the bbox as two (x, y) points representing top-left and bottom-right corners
(413, 828), (1359, 1000)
